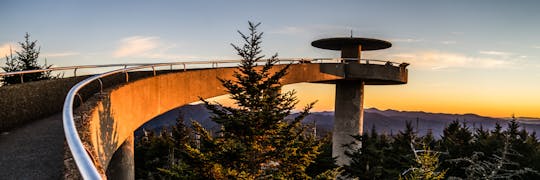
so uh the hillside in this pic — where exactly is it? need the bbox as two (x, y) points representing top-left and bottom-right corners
(136, 104), (540, 138)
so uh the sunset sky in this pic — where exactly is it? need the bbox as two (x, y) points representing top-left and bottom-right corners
(1, 1), (539, 118)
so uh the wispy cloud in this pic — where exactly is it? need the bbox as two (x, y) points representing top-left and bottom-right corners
(113, 36), (202, 60)
(113, 36), (160, 57)
(0, 43), (20, 57)
(479, 50), (511, 56)
(42, 52), (80, 57)
(391, 38), (423, 43)
(391, 51), (511, 70)
(269, 26), (308, 35)
(269, 24), (375, 37)
(441, 41), (456, 45)
(533, 46), (540, 49)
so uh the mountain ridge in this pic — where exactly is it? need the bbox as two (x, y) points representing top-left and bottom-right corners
(136, 104), (540, 138)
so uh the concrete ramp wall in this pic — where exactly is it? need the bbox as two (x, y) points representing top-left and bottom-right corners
(74, 63), (342, 177)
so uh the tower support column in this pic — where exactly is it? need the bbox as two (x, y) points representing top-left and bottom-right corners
(333, 80), (364, 165)
(106, 134), (134, 180)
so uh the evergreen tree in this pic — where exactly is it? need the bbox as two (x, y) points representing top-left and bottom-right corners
(503, 117), (540, 179)
(343, 126), (394, 179)
(452, 138), (537, 179)
(174, 22), (321, 179)
(389, 121), (418, 176)
(439, 120), (473, 178)
(135, 113), (196, 179)
(306, 134), (338, 178)
(421, 129), (437, 149)
(400, 145), (446, 180)
(1, 33), (52, 85)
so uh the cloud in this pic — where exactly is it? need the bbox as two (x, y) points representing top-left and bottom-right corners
(441, 41), (456, 45)
(390, 51), (511, 70)
(113, 36), (160, 57)
(113, 36), (204, 60)
(269, 24), (372, 37)
(533, 46), (540, 49)
(479, 50), (511, 56)
(391, 38), (423, 43)
(269, 26), (308, 35)
(42, 52), (80, 57)
(0, 43), (20, 57)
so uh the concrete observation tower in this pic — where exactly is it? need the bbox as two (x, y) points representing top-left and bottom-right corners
(312, 37), (409, 165)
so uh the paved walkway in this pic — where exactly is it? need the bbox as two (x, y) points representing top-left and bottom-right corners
(0, 113), (64, 179)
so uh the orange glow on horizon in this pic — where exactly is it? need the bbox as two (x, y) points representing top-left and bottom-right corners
(213, 83), (540, 118)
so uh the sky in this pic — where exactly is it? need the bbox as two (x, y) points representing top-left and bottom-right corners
(1, 0), (539, 118)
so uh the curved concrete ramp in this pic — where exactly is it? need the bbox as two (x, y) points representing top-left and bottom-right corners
(0, 113), (64, 179)
(74, 63), (407, 177)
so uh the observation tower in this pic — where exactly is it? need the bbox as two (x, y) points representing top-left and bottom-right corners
(312, 37), (409, 165)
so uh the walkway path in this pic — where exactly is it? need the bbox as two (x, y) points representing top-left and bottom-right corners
(0, 113), (64, 179)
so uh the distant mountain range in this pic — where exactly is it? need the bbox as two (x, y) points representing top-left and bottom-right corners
(136, 104), (540, 138)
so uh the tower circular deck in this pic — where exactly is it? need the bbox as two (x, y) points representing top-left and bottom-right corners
(311, 37), (392, 51)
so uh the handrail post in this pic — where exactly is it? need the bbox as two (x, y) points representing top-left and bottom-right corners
(74, 68), (78, 77)
(124, 71), (129, 82)
(183, 63), (186, 71)
(97, 78), (103, 93)
(75, 93), (83, 106)
(19, 74), (24, 83)
(152, 66), (156, 76)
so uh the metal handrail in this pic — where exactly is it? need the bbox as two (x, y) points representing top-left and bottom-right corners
(0, 58), (407, 78)
(61, 57), (407, 179)
(1, 58), (329, 77)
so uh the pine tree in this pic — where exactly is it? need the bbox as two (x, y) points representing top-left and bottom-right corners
(135, 113), (196, 179)
(503, 117), (540, 179)
(343, 126), (394, 179)
(389, 121), (418, 176)
(439, 120), (473, 178)
(175, 22), (321, 179)
(400, 145), (446, 180)
(306, 134), (338, 178)
(452, 138), (538, 179)
(1, 33), (52, 85)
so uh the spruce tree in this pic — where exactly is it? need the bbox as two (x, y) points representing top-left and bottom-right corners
(135, 114), (195, 179)
(400, 145), (446, 180)
(306, 134), (338, 178)
(439, 120), (473, 178)
(388, 121), (418, 176)
(343, 127), (392, 179)
(1, 33), (52, 85)
(178, 22), (321, 179)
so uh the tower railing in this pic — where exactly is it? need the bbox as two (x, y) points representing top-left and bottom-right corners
(1, 58), (407, 179)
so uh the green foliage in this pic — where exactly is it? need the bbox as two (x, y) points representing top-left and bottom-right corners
(439, 120), (474, 178)
(1, 33), (52, 85)
(135, 22), (331, 179)
(344, 119), (540, 180)
(135, 115), (197, 179)
(154, 22), (323, 179)
(343, 126), (395, 179)
(401, 145), (447, 180)
(306, 134), (338, 178)
(450, 118), (540, 179)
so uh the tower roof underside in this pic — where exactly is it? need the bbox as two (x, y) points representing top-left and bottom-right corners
(311, 37), (392, 51)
